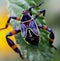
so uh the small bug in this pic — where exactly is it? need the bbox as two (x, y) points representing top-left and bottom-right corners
(0, 2), (57, 59)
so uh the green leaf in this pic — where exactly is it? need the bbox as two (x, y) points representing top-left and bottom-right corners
(8, 0), (56, 61)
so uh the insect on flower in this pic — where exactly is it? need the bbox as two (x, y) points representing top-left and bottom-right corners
(0, 2), (57, 59)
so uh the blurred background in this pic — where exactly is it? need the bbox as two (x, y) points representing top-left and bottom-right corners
(0, 0), (60, 61)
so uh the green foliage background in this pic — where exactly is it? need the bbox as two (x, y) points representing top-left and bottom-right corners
(8, 0), (59, 61)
